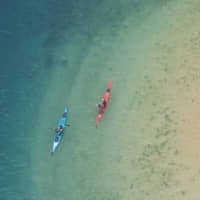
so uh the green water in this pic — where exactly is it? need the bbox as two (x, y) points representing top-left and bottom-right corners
(0, 0), (185, 199)
(28, 1), (173, 200)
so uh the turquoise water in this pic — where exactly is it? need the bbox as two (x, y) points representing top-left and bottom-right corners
(0, 1), (171, 199)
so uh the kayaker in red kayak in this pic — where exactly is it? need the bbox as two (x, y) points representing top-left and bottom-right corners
(96, 78), (112, 127)
(96, 98), (106, 108)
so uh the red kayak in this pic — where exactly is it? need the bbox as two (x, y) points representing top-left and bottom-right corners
(96, 78), (112, 127)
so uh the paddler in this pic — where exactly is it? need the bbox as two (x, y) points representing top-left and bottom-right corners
(56, 125), (64, 135)
(96, 98), (106, 108)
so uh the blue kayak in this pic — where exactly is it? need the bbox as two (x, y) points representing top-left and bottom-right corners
(52, 106), (69, 153)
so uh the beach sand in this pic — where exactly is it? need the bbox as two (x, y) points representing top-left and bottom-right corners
(29, 0), (200, 199)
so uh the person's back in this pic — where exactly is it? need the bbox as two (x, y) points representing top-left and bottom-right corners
(59, 125), (63, 131)
(99, 99), (106, 108)
(98, 103), (104, 108)
(55, 125), (63, 135)
(102, 99), (106, 107)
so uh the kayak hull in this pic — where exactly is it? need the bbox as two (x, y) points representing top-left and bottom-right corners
(51, 106), (68, 153)
(96, 79), (112, 127)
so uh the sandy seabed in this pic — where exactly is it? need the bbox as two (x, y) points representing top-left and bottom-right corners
(30, 0), (200, 199)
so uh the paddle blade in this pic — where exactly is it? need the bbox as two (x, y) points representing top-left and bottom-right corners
(91, 105), (97, 109)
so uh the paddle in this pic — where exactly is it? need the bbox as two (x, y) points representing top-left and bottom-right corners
(91, 104), (98, 109)
(48, 124), (70, 131)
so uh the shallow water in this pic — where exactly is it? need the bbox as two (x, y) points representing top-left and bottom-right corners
(1, 0), (200, 199)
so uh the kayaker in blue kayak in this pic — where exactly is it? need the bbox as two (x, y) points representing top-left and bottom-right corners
(56, 125), (64, 135)
(96, 98), (106, 108)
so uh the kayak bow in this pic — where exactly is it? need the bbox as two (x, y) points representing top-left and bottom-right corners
(96, 79), (112, 127)
(51, 106), (69, 153)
